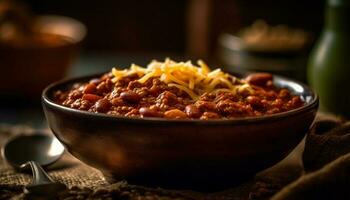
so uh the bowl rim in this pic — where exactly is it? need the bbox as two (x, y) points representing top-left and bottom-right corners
(218, 33), (312, 55)
(36, 15), (87, 43)
(42, 72), (318, 125)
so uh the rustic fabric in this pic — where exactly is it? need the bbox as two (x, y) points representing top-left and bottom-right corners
(272, 153), (350, 200)
(270, 114), (350, 200)
(0, 113), (349, 200)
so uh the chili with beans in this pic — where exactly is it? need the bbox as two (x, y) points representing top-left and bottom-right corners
(54, 72), (304, 120)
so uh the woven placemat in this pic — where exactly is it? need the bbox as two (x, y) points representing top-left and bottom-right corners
(0, 113), (348, 200)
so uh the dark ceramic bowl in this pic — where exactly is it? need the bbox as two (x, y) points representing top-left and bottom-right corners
(42, 74), (318, 191)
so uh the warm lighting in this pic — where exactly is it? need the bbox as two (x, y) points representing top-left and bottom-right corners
(47, 138), (65, 157)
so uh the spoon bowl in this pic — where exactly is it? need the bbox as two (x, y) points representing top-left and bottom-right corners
(2, 134), (65, 168)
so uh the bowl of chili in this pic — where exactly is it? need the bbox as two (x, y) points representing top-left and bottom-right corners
(42, 60), (318, 190)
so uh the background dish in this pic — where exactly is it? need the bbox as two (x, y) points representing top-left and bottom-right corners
(218, 32), (312, 82)
(0, 15), (86, 98)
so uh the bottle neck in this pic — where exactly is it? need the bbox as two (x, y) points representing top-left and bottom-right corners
(325, 0), (350, 31)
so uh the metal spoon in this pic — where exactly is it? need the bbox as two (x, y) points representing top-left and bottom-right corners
(1, 133), (66, 197)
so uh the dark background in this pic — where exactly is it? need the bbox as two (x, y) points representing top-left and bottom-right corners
(25, 0), (325, 59)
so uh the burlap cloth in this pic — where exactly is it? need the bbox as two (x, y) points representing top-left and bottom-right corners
(1, 113), (350, 200)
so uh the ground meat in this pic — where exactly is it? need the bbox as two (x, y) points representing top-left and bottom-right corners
(55, 73), (304, 119)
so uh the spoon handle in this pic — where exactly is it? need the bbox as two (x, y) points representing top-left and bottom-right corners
(25, 161), (54, 185)
(22, 161), (67, 196)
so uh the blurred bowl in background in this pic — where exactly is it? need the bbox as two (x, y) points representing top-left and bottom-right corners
(0, 15), (86, 99)
(217, 29), (312, 82)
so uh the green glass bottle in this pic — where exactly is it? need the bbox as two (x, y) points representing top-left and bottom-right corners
(307, 0), (350, 118)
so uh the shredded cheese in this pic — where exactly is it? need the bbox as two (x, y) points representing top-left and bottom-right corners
(111, 58), (253, 99)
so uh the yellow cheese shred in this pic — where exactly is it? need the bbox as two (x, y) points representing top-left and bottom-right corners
(111, 58), (252, 100)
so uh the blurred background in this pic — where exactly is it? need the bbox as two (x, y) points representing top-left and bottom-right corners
(26, 0), (324, 56)
(0, 0), (326, 125)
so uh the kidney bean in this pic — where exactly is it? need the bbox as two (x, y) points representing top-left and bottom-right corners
(82, 94), (101, 102)
(111, 97), (124, 106)
(164, 109), (187, 119)
(83, 83), (97, 94)
(89, 78), (101, 85)
(95, 99), (111, 113)
(139, 107), (163, 118)
(195, 100), (216, 111)
(158, 91), (178, 105)
(200, 112), (220, 120)
(245, 73), (273, 86)
(120, 91), (141, 103)
(185, 105), (202, 118)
